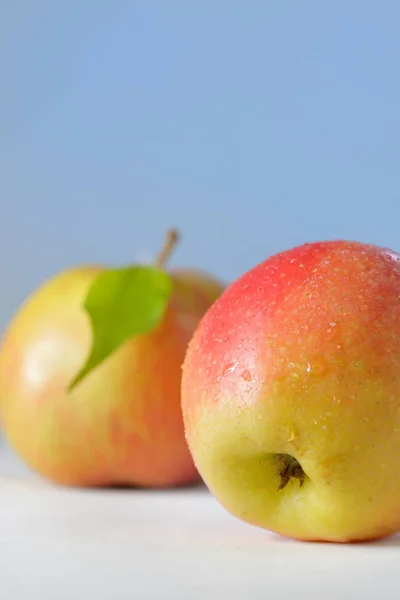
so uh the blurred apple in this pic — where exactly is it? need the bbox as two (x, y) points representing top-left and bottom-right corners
(182, 239), (400, 542)
(0, 229), (224, 488)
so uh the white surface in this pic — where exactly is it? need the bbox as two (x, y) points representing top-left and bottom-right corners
(1, 443), (400, 599)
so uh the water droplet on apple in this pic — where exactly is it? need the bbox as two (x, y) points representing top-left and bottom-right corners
(241, 369), (252, 382)
(222, 361), (238, 376)
(306, 363), (311, 373)
(384, 249), (400, 263)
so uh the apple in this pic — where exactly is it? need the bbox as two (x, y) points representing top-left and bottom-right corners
(181, 239), (400, 542)
(0, 229), (224, 488)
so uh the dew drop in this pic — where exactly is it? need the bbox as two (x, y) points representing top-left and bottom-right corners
(222, 362), (238, 376)
(241, 369), (252, 382)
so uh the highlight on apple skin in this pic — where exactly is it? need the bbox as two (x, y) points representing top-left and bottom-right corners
(181, 239), (400, 543)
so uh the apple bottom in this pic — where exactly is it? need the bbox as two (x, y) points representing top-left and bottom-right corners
(0, 394), (201, 490)
(186, 402), (400, 543)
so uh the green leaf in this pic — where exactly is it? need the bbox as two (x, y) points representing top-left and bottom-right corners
(68, 265), (173, 391)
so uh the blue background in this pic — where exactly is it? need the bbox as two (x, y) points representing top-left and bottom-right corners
(1, 1), (400, 331)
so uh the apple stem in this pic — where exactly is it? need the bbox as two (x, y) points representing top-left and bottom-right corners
(155, 228), (180, 268)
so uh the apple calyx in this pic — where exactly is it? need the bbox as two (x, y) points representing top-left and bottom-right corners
(277, 453), (306, 491)
(67, 228), (180, 392)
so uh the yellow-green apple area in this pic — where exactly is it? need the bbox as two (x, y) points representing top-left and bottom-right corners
(0, 229), (224, 488)
(181, 240), (400, 543)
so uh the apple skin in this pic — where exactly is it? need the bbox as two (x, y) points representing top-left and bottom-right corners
(181, 240), (400, 542)
(0, 264), (224, 488)
(172, 268), (226, 305)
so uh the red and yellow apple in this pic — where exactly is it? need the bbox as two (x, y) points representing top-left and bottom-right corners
(182, 240), (400, 542)
(0, 229), (224, 488)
